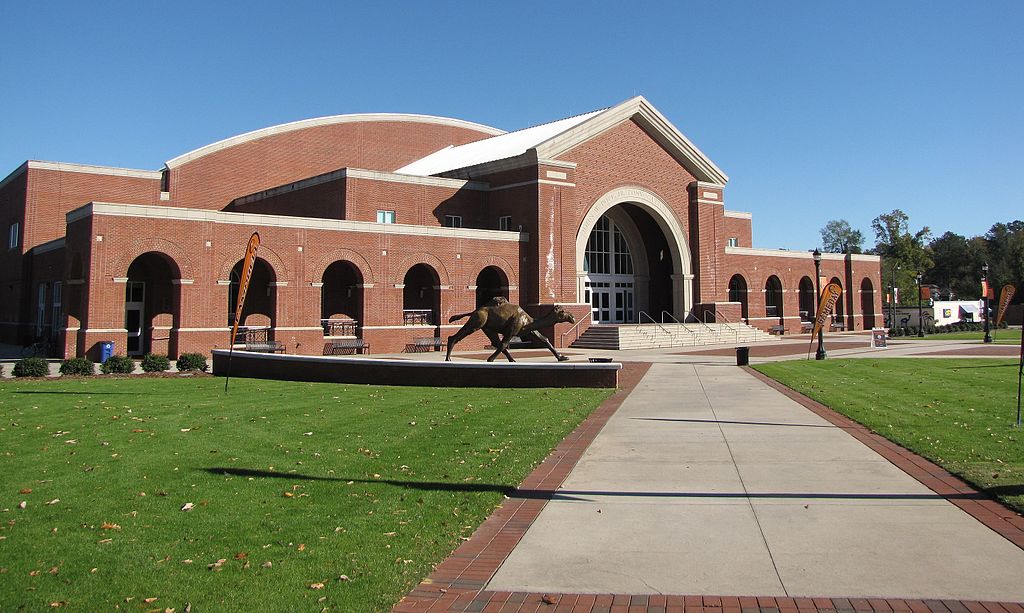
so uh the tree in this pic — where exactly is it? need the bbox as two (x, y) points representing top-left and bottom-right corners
(927, 231), (985, 299)
(871, 209), (933, 305)
(984, 221), (1024, 303)
(820, 219), (864, 253)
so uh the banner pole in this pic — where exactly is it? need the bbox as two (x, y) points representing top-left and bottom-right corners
(224, 232), (261, 393)
(1017, 322), (1023, 428)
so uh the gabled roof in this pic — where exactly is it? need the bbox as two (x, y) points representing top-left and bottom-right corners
(395, 96), (728, 185)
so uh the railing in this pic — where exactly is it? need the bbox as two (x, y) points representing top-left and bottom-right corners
(234, 326), (270, 345)
(700, 309), (744, 343)
(321, 318), (357, 337)
(560, 310), (593, 347)
(402, 309), (434, 326)
(638, 310), (698, 345)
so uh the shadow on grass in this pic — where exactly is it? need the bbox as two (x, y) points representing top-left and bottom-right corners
(985, 484), (1024, 497)
(10, 390), (135, 395)
(202, 467), (997, 503)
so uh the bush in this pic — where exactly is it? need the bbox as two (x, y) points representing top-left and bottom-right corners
(101, 354), (135, 374)
(176, 353), (208, 372)
(13, 357), (49, 377)
(141, 353), (171, 373)
(59, 357), (94, 376)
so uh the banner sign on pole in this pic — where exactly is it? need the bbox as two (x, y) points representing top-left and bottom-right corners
(997, 284), (1016, 326)
(225, 232), (260, 393)
(811, 282), (843, 339)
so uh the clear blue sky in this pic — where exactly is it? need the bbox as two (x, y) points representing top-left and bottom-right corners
(2, 1), (1021, 250)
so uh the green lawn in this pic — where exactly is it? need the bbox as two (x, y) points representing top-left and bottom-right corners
(0, 376), (611, 611)
(754, 358), (1024, 512)
(914, 329), (1022, 344)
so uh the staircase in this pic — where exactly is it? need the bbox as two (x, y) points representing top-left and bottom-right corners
(569, 322), (774, 350)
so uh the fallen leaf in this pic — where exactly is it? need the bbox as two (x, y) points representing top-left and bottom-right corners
(180, 502), (194, 512)
(542, 594), (557, 604)
(18, 501), (26, 509)
(49, 602), (67, 608)
(282, 492), (294, 498)
(337, 574), (350, 581)
(19, 488), (32, 494)
(29, 570), (41, 576)
(180, 428), (191, 432)
(45, 498), (60, 505)
(97, 538), (113, 544)
(100, 522), (121, 530)
(297, 543), (306, 551)
(131, 429), (146, 433)
(143, 597), (158, 603)
(234, 552), (247, 560)
(309, 582), (325, 590)
(208, 559), (227, 570)
(303, 432), (313, 436)
(261, 561), (273, 568)
(181, 559), (193, 564)
(48, 566), (59, 575)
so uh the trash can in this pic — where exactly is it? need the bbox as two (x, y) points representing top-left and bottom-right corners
(735, 346), (749, 366)
(100, 341), (115, 363)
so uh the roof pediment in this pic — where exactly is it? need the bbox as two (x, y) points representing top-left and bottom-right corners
(396, 96), (728, 185)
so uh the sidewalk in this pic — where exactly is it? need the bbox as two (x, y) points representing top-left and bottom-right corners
(396, 360), (1024, 611)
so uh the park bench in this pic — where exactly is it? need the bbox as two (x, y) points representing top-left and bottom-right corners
(800, 321), (814, 333)
(830, 321), (847, 331)
(244, 340), (285, 353)
(769, 325), (789, 335)
(323, 338), (370, 355)
(405, 337), (445, 353)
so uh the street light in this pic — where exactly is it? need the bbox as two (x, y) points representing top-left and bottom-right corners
(916, 273), (925, 337)
(890, 264), (900, 329)
(813, 249), (826, 360)
(983, 262), (992, 344)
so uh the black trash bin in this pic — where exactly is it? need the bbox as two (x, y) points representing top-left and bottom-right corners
(736, 346), (749, 366)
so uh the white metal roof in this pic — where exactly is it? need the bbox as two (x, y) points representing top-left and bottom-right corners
(394, 109), (606, 176)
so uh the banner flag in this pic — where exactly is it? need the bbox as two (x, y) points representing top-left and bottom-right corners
(997, 284), (1016, 326)
(982, 279), (989, 298)
(229, 232), (261, 348)
(811, 282), (843, 339)
(920, 286), (931, 300)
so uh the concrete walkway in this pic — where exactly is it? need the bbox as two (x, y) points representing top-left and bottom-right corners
(484, 363), (1024, 600)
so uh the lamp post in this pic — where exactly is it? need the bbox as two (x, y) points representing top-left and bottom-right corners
(916, 273), (925, 337)
(889, 264), (900, 329)
(983, 262), (992, 344)
(813, 249), (826, 360)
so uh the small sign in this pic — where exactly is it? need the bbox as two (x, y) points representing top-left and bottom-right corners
(871, 328), (888, 349)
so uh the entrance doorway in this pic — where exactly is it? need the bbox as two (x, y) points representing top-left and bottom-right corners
(125, 281), (145, 355)
(583, 215), (636, 324)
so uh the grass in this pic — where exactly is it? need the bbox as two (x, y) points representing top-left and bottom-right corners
(0, 376), (612, 611)
(754, 358), (1024, 512)
(914, 329), (1023, 344)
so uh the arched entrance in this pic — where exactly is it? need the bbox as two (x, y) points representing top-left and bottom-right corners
(228, 257), (276, 330)
(861, 278), (875, 329)
(728, 274), (749, 321)
(765, 276), (783, 320)
(475, 266), (508, 307)
(125, 252), (180, 356)
(577, 187), (693, 323)
(830, 277), (845, 325)
(798, 276), (815, 322)
(403, 264), (440, 325)
(321, 261), (363, 335)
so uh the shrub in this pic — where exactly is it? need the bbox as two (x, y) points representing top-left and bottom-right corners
(141, 353), (171, 373)
(101, 354), (135, 374)
(13, 357), (48, 377)
(59, 357), (94, 376)
(176, 353), (208, 372)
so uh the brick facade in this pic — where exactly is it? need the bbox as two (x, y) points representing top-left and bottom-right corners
(0, 98), (882, 358)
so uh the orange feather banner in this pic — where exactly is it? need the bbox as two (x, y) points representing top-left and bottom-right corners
(225, 232), (260, 392)
(811, 282), (843, 340)
(997, 284), (1016, 326)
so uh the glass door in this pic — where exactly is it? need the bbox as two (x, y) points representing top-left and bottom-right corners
(125, 281), (145, 356)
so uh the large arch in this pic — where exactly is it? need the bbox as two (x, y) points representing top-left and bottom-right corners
(402, 264), (441, 326)
(765, 275), (783, 320)
(798, 276), (815, 322)
(830, 277), (845, 324)
(475, 266), (509, 307)
(728, 274), (749, 321)
(112, 237), (195, 281)
(576, 186), (693, 320)
(228, 257), (277, 331)
(125, 251), (182, 356)
(321, 261), (364, 335)
(861, 277), (876, 329)
(310, 248), (375, 285)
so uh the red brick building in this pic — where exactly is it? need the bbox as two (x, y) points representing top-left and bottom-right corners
(0, 97), (882, 359)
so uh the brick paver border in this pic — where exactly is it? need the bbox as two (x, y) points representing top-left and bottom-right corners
(393, 362), (1024, 612)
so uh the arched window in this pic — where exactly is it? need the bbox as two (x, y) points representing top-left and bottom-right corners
(798, 277), (815, 322)
(584, 215), (635, 323)
(475, 266), (508, 307)
(728, 274), (749, 321)
(402, 264), (440, 325)
(765, 276), (783, 319)
(861, 278), (875, 329)
(321, 261), (363, 336)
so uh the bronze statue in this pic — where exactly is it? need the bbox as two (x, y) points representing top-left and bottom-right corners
(445, 297), (575, 362)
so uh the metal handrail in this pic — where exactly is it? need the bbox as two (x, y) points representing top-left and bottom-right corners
(559, 310), (593, 347)
(702, 309), (743, 343)
(660, 310), (681, 324)
(639, 311), (697, 344)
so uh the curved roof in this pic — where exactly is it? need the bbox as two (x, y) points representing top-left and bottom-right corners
(165, 113), (505, 169)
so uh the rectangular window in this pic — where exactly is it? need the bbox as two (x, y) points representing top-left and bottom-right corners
(727, 237), (738, 247)
(51, 282), (62, 337)
(36, 283), (47, 336)
(499, 216), (512, 231)
(444, 215), (463, 228)
(8, 222), (18, 249)
(376, 210), (396, 224)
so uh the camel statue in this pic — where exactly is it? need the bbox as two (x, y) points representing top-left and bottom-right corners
(445, 297), (575, 362)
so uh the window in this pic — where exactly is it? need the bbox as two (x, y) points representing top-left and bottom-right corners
(444, 215), (463, 228)
(376, 210), (396, 224)
(727, 237), (738, 247)
(8, 222), (18, 249)
(499, 216), (512, 231)
(51, 282), (62, 337)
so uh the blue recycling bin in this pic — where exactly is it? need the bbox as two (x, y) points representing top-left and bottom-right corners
(100, 341), (115, 363)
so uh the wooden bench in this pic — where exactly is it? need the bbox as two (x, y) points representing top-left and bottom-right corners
(830, 322), (847, 331)
(800, 321), (814, 333)
(244, 340), (285, 353)
(323, 339), (370, 355)
(405, 337), (445, 353)
(769, 325), (789, 335)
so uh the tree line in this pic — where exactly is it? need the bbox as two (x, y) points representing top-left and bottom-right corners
(820, 210), (1024, 305)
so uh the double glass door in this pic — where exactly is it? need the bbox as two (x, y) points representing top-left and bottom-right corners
(125, 281), (145, 355)
(585, 280), (634, 324)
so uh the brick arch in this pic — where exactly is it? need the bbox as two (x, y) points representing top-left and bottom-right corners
(110, 238), (193, 280)
(217, 244), (290, 282)
(467, 255), (518, 288)
(309, 249), (375, 284)
(392, 253), (451, 286)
